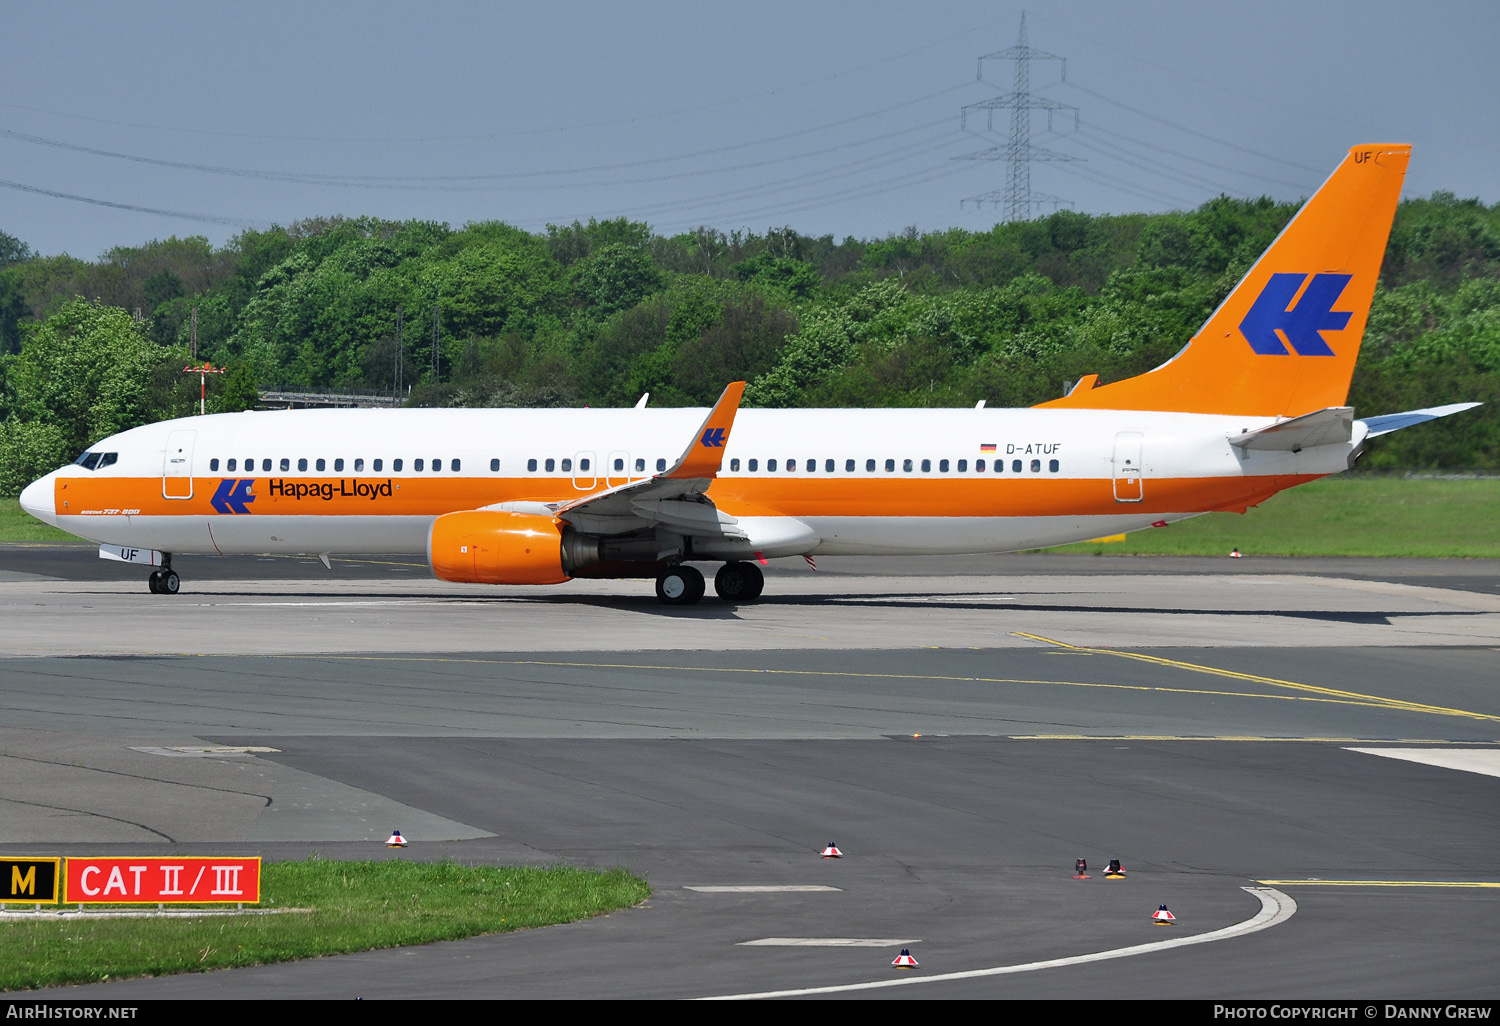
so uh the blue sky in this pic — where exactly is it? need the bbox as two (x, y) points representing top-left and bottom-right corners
(3, 0), (1496, 258)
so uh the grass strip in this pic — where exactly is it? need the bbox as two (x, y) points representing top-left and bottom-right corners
(1048, 476), (1500, 558)
(0, 500), (77, 543)
(0, 857), (649, 991)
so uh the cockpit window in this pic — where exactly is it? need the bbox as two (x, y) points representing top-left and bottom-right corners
(72, 452), (117, 471)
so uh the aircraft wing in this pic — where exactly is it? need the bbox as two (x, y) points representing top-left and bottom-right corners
(488, 382), (749, 537)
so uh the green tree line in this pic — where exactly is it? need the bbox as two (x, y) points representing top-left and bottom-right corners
(1, 190), (1497, 496)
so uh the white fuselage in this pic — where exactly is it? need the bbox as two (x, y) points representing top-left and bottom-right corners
(21, 405), (1360, 560)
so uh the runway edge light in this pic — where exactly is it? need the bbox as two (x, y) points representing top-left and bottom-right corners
(892, 948), (919, 968)
(1152, 903), (1176, 925)
(821, 842), (843, 858)
(385, 829), (408, 848)
(1073, 858), (1090, 879)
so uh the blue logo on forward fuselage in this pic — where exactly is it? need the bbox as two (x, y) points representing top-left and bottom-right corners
(1240, 273), (1352, 356)
(210, 478), (255, 515)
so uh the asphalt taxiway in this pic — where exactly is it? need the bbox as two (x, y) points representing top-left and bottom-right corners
(1, 544), (1497, 999)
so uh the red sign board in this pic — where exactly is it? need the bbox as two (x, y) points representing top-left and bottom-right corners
(64, 857), (261, 904)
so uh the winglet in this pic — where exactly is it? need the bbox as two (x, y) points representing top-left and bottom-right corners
(663, 381), (746, 480)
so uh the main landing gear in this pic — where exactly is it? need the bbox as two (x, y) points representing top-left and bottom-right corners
(654, 561), (764, 605)
(147, 554), (179, 595)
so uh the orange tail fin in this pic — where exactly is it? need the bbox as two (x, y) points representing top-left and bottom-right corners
(1041, 144), (1410, 417)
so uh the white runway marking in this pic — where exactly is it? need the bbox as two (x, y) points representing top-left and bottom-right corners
(699, 886), (1295, 1000)
(1346, 747), (1500, 779)
(685, 885), (842, 893)
(739, 938), (919, 947)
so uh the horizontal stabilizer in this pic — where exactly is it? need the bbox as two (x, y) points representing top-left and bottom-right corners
(1230, 407), (1353, 451)
(1360, 402), (1482, 439)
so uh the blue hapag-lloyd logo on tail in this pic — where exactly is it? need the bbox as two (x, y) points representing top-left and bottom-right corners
(700, 427), (728, 448)
(1240, 272), (1352, 356)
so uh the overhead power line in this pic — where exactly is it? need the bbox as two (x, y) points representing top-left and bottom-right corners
(0, 177), (266, 230)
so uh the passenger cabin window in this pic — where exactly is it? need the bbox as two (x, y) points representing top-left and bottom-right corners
(210, 458), (220, 471)
(1049, 459), (1059, 472)
(433, 459), (442, 472)
(393, 459), (403, 472)
(958, 460), (967, 472)
(748, 459), (758, 472)
(1012, 459), (1022, 472)
(545, 458), (555, 472)
(656, 458), (666, 472)
(768, 459), (778, 472)
(452, 458), (461, 471)
(977, 459), (985, 471)
(528, 459), (538, 471)
(316, 458), (326, 471)
(334, 458), (343, 471)
(730, 458), (740, 472)
(414, 459), (425, 472)
(939, 459), (949, 473)
(561, 458), (571, 472)
(1031, 459), (1041, 472)
(279, 458), (289, 471)
(298, 458), (308, 472)
(787, 459), (796, 472)
(903, 459), (913, 472)
(355, 458), (364, 472)
(491, 458), (500, 471)
(579, 458), (589, 471)
(227, 458), (237, 471)
(372, 459), (382, 472)
(865, 459), (875, 472)
(613, 458), (624, 471)
(885, 459), (895, 472)
(635, 458), (645, 472)
(262, 458), (271, 472)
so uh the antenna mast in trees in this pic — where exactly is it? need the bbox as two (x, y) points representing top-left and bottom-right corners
(393, 308), (404, 399)
(955, 12), (1078, 221)
(431, 304), (440, 384)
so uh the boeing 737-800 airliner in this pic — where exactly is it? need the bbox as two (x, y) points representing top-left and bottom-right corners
(18, 144), (1478, 603)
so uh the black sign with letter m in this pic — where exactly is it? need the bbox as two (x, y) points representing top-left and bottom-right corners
(2, 858), (60, 903)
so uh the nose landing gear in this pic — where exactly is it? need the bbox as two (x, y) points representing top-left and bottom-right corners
(147, 554), (179, 594)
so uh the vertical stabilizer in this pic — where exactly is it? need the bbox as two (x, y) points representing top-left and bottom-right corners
(1040, 144), (1410, 417)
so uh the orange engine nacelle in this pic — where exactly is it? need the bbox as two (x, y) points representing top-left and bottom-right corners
(428, 510), (571, 585)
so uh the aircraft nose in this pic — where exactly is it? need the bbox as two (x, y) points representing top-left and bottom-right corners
(18, 474), (58, 526)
